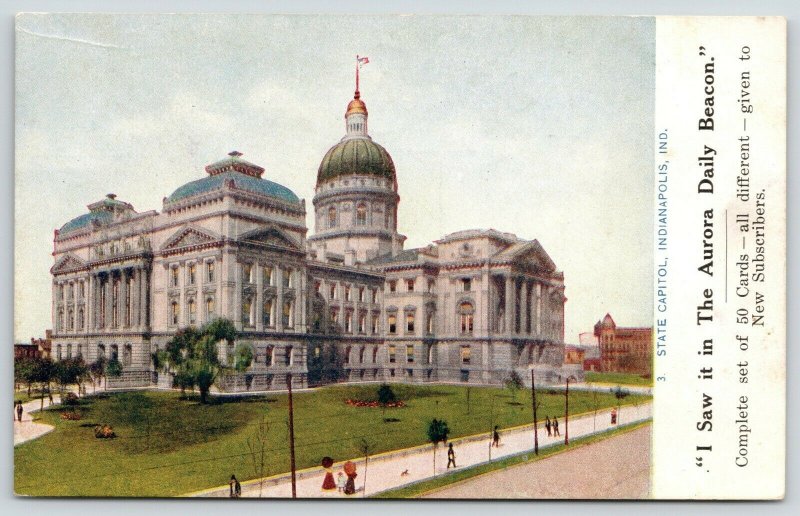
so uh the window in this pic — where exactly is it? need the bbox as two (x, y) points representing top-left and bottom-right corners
(406, 344), (414, 363)
(406, 312), (415, 333)
(188, 298), (196, 324)
(330, 308), (339, 327)
(97, 344), (105, 359)
(188, 263), (196, 285)
(283, 300), (292, 327)
(388, 314), (397, 334)
(110, 344), (119, 362)
(206, 261), (215, 282)
(388, 345), (396, 363)
(427, 313), (434, 334)
(345, 286), (351, 301)
(358, 313), (366, 333)
(56, 344), (62, 361)
(265, 345), (274, 366)
(372, 347), (379, 363)
(358, 287), (365, 302)
(243, 264), (253, 284)
(329, 284), (337, 300)
(283, 268), (292, 288)
(67, 344), (72, 359)
(171, 267), (179, 287)
(344, 311), (353, 333)
(206, 297), (215, 319)
(78, 308), (84, 330)
(79, 282), (85, 298)
(171, 301), (179, 325)
(123, 344), (132, 367)
(263, 299), (273, 327)
(344, 346), (352, 365)
(427, 344), (434, 364)
(460, 345), (471, 364)
(372, 288), (378, 303)
(407, 369), (414, 378)
(314, 281), (322, 296)
(462, 278), (472, 292)
(427, 279), (435, 293)
(371, 313), (379, 334)
(328, 206), (337, 228)
(356, 203), (367, 226)
(67, 308), (74, 330)
(459, 302), (474, 334)
(285, 346), (293, 366)
(406, 279), (415, 292)
(460, 369), (470, 383)
(389, 280), (397, 293)
(242, 298), (252, 326)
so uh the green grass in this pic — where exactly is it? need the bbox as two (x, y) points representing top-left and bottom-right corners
(372, 420), (652, 498)
(585, 372), (653, 387)
(14, 384), (650, 497)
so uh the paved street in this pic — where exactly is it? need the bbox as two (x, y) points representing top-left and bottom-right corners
(422, 424), (651, 499)
(191, 401), (652, 498)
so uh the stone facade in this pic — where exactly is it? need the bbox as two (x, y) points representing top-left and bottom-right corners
(48, 86), (580, 391)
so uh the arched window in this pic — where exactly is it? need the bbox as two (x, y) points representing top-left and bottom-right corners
(67, 308), (74, 330)
(78, 308), (84, 330)
(459, 302), (474, 334)
(406, 312), (415, 333)
(359, 346), (366, 364)
(188, 298), (196, 324)
(66, 344), (72, 359)
(356, 203), (367, 226)
(372, 346), (379, 363)
(56, 344), (62, 360)
(263, 299), (273, 327)
(242, 298), (252, 326)
(110, 344), (119, 362)
(265, 345), (274, 366)
(170, 301), (179, 325)
(97, 343), (105, 359)
(328, 206), (337, 228)
(206, 297), (215, 319)
(123, 344), (132, 367)
(283, 300), (293, 327)
(285, 346), (293, 366)
(344, 346), (352, 365)
(388, 314), (397, 334)
(427, 312), (434, 335)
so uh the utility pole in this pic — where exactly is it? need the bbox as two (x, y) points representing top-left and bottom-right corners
(531, 369), (539, 455)
(287, 373), (297, 498)
(488, 394), (495, 461)
(564, 377), (570, 446)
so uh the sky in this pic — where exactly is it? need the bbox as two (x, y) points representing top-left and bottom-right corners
(15, 14), (655, 343)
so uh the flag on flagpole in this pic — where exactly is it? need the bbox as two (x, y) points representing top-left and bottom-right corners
(358, 56), (370, 66)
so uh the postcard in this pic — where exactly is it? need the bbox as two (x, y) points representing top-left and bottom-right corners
(13, 14), (786, 500)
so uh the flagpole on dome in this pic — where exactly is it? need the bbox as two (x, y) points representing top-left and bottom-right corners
(355, 55), (360, 98)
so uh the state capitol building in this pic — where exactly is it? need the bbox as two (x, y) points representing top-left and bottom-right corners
(48, 85), (582, 391)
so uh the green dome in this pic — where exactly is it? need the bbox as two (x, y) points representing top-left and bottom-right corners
(167, 171), (300, 204)
(317, 137), (396, 184)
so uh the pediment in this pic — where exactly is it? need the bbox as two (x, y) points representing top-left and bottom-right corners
(503, 240), (557, 273)
(239, 225), (300, 250)
(51, 253), (88, 275)
(161, 225), (220, 252)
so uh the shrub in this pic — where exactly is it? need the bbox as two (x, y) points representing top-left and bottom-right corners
(63, 392), (79, 406)
(94, 424), (116, 439)
(60, 410), (82, 421)
(377, 384), (397, 406)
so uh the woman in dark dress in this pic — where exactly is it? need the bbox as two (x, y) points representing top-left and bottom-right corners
(343, 460), (357, 495)
(321, 457), (336, 491)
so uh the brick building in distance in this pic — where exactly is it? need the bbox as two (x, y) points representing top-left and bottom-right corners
(594, 314), (652, 375)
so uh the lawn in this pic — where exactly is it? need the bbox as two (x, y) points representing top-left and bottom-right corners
(585, 372), (653, 387)
(14, 384), (650, 497)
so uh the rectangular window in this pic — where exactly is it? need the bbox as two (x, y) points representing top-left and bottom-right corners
(243, 264), (253, 283)
(460, 346), (471, 364)
(406, 344), (414, 363)
(285, 346), (293, 366)
(330, 284), (337, 300)
(389, 280), (397, 293)
(388, 345), (396, 363)
(242, 298), (252, 326)
(283, 301), (292, 327)
(406, 279), (415, 292)
(388, 314), (397, 334)
(206, 297), (215, 319)
(462, 278), (472, 292)
(427, 313), (434, 334)
(406, 312), (415, 333)
(264, 266), (273, 286)
(188, 263), (196, 285)
(345, 311), (353, 333)
(171, 267), (179, 287)
(372, 288), (378, 303)
(359, 287), (365, 302)
(283, 268), (291, 288)
(345, 286), (351, 301)
(189, 300), (196, 324)
(206, 261), (215, 282)
(358, 313), (366, 333)
(263, 299), (273, 327)
(371, 314), (379, 334)
(427, 279), (435, 293)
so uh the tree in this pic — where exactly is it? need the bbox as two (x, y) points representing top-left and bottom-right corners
(359, 438), (374, 497)
(106, 357), (123, 380)
(232, 343), (254, 373)
(54, 358), (88, 401)
(245, 415), (270, 497)
(15, 357), (36, 396)
(377, 384), (396, 421)
(31, 357), (55, 411)
(89, 357), (107, 392)
(426, 418), (450, 476)
(505, 370), (524, 402)
(161, 318), (239, 403)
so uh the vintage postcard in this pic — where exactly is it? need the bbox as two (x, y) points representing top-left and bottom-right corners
(13, 14), (786, 500)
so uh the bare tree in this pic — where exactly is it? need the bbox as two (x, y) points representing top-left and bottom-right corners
(246, 416), (270, 497)
(359, 438), (374, 497)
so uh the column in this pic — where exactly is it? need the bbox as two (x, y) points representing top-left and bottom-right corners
(87, 274), (95, 331)
(504, 274), (514, 335)
(535, 283), (544, 339)
(275, 267), (284, 331)
(51, 281), (57, 333)
(353, 283), (360, 333)
(234, 261), (243, 329)
(298, 270), (307, 332)
(255, 264), (264, 331)
(120, 269), (128, 328)
(104, 274), (113, 330)
(131, 268), (140, 331)
(141, 268), (150, 328)
(71, 280), (78, 333)
(336, 282), (344, 328)
(522, 280), (531, 335)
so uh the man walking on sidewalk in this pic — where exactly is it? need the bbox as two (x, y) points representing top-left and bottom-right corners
(15, 401), (23, 422)
(545, 416), (552, 437)
(447, 442), (457, 469)
(553, 418), (560, 436)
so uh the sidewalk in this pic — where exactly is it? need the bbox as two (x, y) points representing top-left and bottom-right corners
(191, 401), (652, 498)
(13, 396), (59, 446)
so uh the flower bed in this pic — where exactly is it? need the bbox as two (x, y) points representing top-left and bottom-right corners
(60, 410), (82, 421)
(345, 398), (406, 408)
(94, 424), (116, 439)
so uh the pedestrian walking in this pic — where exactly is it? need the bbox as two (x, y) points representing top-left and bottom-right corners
(492, 425), (500, 447)
(545, 416), (552, 437)
(447, 442), (457, 469)
(229, 474), (241, 498)
(336, 472), (346, 493)
(321, 457), (336, 491)
(16, 401), (23, 422)
(553, 418), (560, 436)
(343, 461), (357, 495)
(611, 408), (618, 425)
